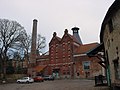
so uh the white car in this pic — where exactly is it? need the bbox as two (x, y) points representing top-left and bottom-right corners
(17, 77), (34, 83)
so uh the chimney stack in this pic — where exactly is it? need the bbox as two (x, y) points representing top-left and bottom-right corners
(28, 19), (38, 77)
(30, 19), (37, 64)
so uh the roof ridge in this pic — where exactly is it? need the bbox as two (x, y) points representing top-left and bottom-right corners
(82, 42), (99, 46)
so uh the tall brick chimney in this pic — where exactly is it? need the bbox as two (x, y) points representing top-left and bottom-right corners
(30, 19), (37, 65)
(72, 27), (82, 44)
(28, 19), (38, 77)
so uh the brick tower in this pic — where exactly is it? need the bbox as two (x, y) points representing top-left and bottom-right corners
(28, 19), (38, 77)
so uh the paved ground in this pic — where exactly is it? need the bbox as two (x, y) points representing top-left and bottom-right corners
(0, 79), (110, 90)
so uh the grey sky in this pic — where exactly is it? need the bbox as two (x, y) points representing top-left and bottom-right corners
(0, 0), (114, 51)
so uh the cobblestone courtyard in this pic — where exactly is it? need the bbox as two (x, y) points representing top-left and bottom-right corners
(0, 79), (109, 90)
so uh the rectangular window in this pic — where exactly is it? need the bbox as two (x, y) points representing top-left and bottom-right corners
(83, 61), (90, 71)
(56, 59), (58, 63)
(67, 71), (70, 75)
(108, 19), (113, 33)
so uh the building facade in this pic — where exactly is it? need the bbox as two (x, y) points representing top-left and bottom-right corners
(36, 27), (102, 79)
(100, 0), (120, 89)
(74, 43), (102, 78)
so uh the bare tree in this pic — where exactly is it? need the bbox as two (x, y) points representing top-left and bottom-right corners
(23, 33), (46, 56)
(21, 34), (31, 66)
(21, 33), (46, 68)
(36, 34), (46, 54)
(0, 19), (27, 79)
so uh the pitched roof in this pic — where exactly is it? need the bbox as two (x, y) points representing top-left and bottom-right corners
(49, 35), (61, 45)
(75, 43), (99, 54)
(68, 33), (81, 44)
(34, 65), (47, 72)
(73, 32), (82, 44)
(56, 36), (61, 41)
(87, 43), (104, 56)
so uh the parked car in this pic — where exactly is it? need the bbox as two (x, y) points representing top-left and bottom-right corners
(43, 75), (54, 81)
(17, 77), (34, 83)
(33, 76), (44, 82)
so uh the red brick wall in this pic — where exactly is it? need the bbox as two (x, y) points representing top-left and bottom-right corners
(48, 33), (76, 78)
(74, 56), (102, 78)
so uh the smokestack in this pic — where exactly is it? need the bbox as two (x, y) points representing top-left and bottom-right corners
(28, 19), (38, 77)
(72, 27), (82, 44)
(30, 19), (38, 65)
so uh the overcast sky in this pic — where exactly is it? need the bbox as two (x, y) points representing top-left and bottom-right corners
(0, 0), (115, 51)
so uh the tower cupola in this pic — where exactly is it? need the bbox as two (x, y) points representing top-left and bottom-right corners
(72, 27), (82, 44)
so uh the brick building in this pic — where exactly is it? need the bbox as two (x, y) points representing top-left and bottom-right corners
(74, 43), (102, 78)
(36, 27), (102, 79)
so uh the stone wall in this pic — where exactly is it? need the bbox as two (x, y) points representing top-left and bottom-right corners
(103, 9), (120, 86)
